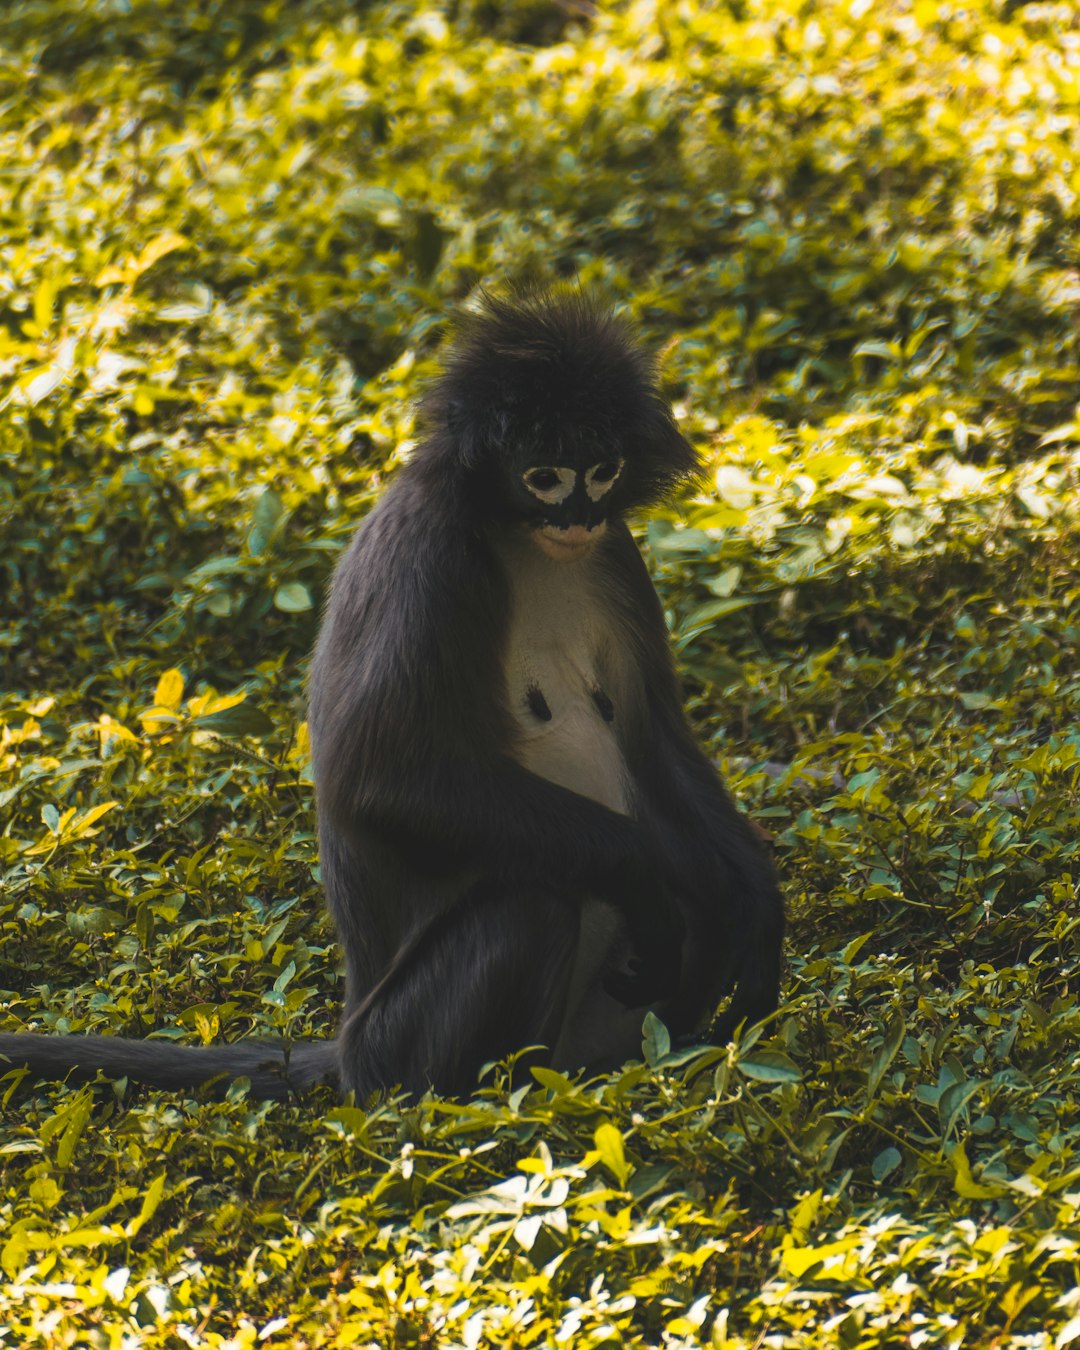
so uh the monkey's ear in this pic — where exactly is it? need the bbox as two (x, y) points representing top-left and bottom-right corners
(443, 398), (492, 473)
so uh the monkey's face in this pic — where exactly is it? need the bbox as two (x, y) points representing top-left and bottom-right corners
(513, 456), (624, 561)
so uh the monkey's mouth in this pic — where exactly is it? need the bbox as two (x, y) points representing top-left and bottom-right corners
(534, 522), (606, 560)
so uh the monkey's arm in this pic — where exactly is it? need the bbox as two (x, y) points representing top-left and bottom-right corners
(650, 722), (784, 1037)
(604, 525), (785, 1031)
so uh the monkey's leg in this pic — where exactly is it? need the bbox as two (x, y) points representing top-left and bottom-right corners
(336, 885), (579, 1100)
(548, 897), (665, 1071)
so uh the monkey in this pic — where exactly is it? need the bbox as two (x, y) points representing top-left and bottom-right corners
(0, 289), (784, 1102)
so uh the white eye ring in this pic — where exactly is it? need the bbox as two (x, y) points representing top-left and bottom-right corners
(523, 466), (576, 504)
(585, 459), (623, 501)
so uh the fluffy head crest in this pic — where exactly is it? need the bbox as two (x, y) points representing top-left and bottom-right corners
(419, 289), (699, 506)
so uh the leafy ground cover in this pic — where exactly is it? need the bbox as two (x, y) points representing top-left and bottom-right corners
(1, 0), (1079, 1344)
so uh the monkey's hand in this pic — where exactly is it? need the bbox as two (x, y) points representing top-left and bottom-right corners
(600, 860), (685, 1008)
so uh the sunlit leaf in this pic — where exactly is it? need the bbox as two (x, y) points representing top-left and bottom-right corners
(154, 669), (185, 709)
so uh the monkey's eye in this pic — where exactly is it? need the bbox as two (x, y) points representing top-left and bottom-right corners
(523, 466), (576, 504)
(526, 469), (559, 491)
(585, 458), (624, 501)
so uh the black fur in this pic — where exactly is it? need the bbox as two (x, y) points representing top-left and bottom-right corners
(426, 289), (697, 502)
(0, 289), (784, 1102)
(0, 1035), (336, 1101)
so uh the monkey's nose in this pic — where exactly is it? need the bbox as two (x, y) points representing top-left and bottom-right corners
(556, 526), (595, 546)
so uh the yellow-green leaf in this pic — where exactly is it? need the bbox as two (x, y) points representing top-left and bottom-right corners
(593, 1122), (630, 1188)
(155, 668), (185, 709)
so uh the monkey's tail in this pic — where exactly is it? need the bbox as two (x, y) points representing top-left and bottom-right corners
(0, 1033), (339, 1101)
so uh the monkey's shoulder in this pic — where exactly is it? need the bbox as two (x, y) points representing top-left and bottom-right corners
(336, 479), (500, 608)
(315, 485), (509, 728)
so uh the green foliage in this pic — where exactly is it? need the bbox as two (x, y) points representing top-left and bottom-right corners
(1, 0), (1079, 1344)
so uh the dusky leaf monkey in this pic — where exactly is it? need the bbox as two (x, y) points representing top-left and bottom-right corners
(0, 290), (784, 1100)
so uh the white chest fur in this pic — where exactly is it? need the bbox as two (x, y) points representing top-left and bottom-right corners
(496, 532), (633, 816)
